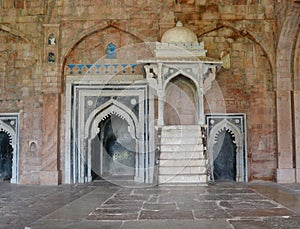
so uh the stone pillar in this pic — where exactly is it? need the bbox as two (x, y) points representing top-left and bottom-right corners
(40, 24), (61, 185)
(197, 88), (204, 124)
(157, 63), (164, 126)
(294, 91), (300, 182)
(276, 91), (295, 183)
(157, 89), (164, 126)
(40, 94), (60, 185)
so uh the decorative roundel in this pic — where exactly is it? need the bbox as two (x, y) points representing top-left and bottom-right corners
(87, 100), (93, 106)
(130, 99), (137, 105)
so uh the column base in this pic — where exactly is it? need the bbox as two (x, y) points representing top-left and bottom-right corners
(40, 171), (59, 185)
(276, 168), (296, 183)
(134, 175), (144, 183)
(296, 169), (300, 183)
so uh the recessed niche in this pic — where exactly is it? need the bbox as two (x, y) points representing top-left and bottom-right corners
(48, 33), (56, 45)
(206, 114), (247, 182)
(48, 52), (56, 63)
(105, 43), (117, 59)
(0, 113), (19, 183)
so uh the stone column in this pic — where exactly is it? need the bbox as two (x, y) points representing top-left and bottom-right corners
(40, 94), (60, 185)
(197, 64), (204, 124)
(294, 91), (300, 182)
(40, 24), (61, 185)
(157, 63), (164, 126)
(276, 91), (295, 183)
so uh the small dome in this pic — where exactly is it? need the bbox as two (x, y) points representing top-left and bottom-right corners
(161, 21), (198, 43)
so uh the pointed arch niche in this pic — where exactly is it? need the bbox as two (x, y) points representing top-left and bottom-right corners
(164, 75), (198, 125)
(0, 114), (19, 184)
(206, 114), (247, 182)
(85, 101), (138, 179)
(64, 78), (155, 184)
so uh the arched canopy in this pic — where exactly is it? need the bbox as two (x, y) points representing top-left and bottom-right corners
(85, 99), (138, 140)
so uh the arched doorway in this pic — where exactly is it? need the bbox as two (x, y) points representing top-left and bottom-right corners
(91, 114), (136, 179)
(0, 131), (13, 181)
(164, 75), (197, 125)
(213, 129), (237, 181)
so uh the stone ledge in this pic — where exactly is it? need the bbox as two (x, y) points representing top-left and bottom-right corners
(296, 169), (300, 182)
(276, 168), (296, 183)
(39, 171), (59, 185)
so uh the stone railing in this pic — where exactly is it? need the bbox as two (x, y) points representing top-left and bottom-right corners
(155, 41), (207, 58)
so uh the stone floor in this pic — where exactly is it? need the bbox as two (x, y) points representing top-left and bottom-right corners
(1, 180), (300, 229)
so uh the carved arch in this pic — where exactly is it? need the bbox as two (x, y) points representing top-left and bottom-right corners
(208, 119), (246, 182)
(208, 120), (242, 157)
(84, 99), (138, 140)
(163, 70), (199, 92)
(82, 99), (139, 182)
(0, 120), (18, 183)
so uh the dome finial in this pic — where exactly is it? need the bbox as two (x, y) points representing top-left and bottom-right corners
(176, 21), (183, 27)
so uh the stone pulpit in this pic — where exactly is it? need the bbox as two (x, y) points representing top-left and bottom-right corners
(139, 21), (222, 184)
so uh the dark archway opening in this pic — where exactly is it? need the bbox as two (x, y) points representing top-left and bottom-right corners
(164, 75), (197, 125)
(90, 114), (136, 180)
(213, 130), (237, 181)
(0, 131), (13, 181)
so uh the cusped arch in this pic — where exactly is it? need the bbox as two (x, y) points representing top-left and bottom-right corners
(85, 99), (138, 140)
(208, 119), (242, 160)
(0, 120), (18, 183)
(0, 121), (16, 146)
(208, 119), (246, 182)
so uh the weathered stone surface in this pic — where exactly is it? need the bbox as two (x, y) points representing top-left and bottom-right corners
(0, 0), (299, 184)
(0, 181), (300, 228)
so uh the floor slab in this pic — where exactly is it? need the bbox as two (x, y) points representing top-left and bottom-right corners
(1, 181), (300, 229)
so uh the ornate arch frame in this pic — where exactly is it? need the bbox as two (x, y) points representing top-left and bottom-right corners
(0, 114), (19, 184)
(84, 100), (139, 179)
(65, 76), (155, 184)
(206, 113), (247, 182)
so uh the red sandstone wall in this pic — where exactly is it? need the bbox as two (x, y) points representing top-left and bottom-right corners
(0, 30), (42, 184)
(176, 1), (277, 181)
(0, 0), (298, 184)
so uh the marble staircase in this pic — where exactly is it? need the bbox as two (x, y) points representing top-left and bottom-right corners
(158, 125), (207, 185)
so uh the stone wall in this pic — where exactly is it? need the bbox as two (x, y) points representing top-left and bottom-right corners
(175, 1), (277, 181)
(0, 0), (298, 184)
(0, 28), (43, 184)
